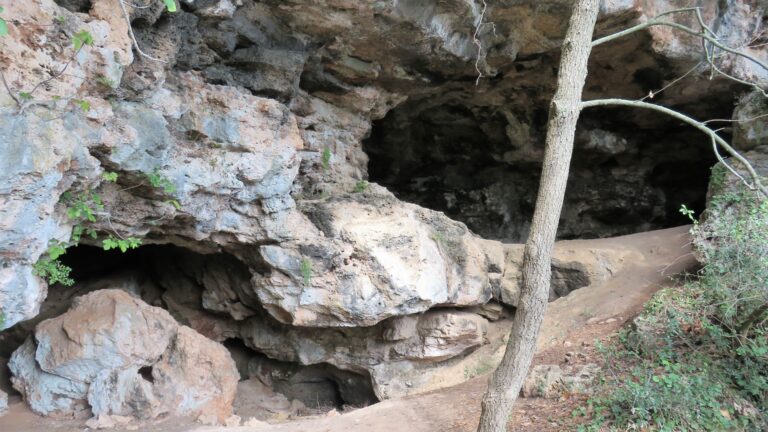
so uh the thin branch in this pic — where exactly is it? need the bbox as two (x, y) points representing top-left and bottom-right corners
(581, 98), (768, 199)
(0, 70), (20, 107)
(25, 44), (85, 100)
(709, 133), (750, 188)
(703, 112), (768, 124)
(118, 0), (167, 63)
(640, 61), (702, 101)
(472, 0), (488, 86)
(592, 8), (768, 74)
(709, 61), (768, 97)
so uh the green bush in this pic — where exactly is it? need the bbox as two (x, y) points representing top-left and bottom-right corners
(576, 173), (768, 431)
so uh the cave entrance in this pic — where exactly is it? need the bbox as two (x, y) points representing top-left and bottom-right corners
(0, 243), (378, 412)
(363, 98), (716, 242)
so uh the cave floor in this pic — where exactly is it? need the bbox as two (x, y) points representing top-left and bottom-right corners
(1, 226), (696, 432)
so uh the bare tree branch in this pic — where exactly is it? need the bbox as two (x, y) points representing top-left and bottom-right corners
(640, 61), (702, 101)
(119, 0), (168, 63)
(581, 98), (768, 198)
(592, 8), (768, 74)
(0, 70), (20, 107)
(472, 0), (489, 86)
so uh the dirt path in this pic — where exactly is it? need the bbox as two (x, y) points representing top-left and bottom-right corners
(1, 226), (697, 432)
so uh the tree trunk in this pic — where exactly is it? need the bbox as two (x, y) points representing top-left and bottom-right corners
(476, 1), (600, 431)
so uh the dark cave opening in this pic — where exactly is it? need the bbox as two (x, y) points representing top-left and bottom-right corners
(363, 98), (716, 242)
(0, 243), (378, 410)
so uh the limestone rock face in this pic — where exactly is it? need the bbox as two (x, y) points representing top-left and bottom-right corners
(9, 290), (238, 422)
(1, 0), (767, 416)
(253, 188), (504, 327)
(733, 91), (768, 152)
(150, 327), (239, 421)
(498, 241), (626, 307)
(239, 309), (489, 398)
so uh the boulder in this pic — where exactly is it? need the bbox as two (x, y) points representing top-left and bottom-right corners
(9, 290), (238, 422)
(253, 188), (505, 327)
(522, 364), (601, 399)
(498, 242), (623, 307)
(732, 91), (768, 152)
(233, 378), (294, 421)
(151, 327), (239, 422)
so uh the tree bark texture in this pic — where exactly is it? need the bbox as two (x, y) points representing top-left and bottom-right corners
(476, 1), (600, 430)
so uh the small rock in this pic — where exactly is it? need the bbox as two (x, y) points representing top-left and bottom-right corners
(522, 364), (601, 398)
(243, 417), (269, 427)
(224, 414), (242, 427)
(84, 414), (130, 429)
(290, 399), (305, 415)
(196, 413), (220, 426)
(326, 408), (340, 417)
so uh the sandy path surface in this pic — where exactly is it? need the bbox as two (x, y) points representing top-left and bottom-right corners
(1, 226), (697, 432)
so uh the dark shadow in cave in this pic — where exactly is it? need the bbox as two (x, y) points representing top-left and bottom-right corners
(363, 98), (717, 242)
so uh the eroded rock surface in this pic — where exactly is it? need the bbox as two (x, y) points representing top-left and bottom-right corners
(521, 364), (601, 399)
(0, 389), (7, 417)
(254, 188), (504, 327)
(9, 290), (238, 422)
(0, 0), (766, 421)
(240, 309), (489, 399)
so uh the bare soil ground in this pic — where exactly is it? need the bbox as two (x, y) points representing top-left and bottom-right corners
(1, 226), (697, 432)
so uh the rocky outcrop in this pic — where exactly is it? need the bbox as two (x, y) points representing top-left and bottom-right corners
(498, 241), (628, 307)
(2, 0), (765, 329)
(240, 309), (489, 399)
(521, 364), (601, 399)
(255, 188), (504, 327)
(733, 91), (768, 152)
(9, 290), (238, 422)
(1, 0), (767, 422)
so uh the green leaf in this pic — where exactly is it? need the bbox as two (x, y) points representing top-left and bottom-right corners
(18, 92), (32, 101)
(0, 18), (8, 38)
(48, 244), (67, 260)
(72, 30), (94, 50)
(102, 171), (118, 182)
(71, 225), (84, 243)
(163, 0), (177, 12)
(102, 237), (119, 251)
(74, 99), (90, 112)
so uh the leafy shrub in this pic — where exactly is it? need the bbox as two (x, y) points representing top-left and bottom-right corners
(576, 170), (768, 431)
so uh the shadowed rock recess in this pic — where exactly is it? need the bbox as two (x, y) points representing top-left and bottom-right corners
(0, 0), (766, 425)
